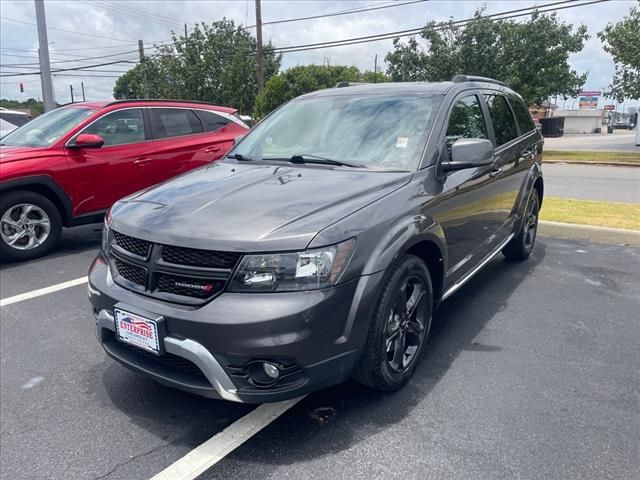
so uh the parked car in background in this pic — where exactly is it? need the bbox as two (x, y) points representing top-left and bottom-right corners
(0, 107), (31, 138)
(613, 120), (634, 130)
(0, 99), (248, 261)
(89, 76), (544, 403)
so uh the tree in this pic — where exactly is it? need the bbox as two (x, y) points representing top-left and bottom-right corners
(114, 19), (281, 114)
(385, 9), (589, 106)
(598, 2), (640, 101)
(253, 64), (388, 117)
(0, 98), (44, 116)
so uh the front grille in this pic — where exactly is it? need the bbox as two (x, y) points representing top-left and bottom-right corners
(109, 230), (240, 304)
(162, 245), (241, 269)
(114, 258), (147, 286)
(113, 231), (151, 258)
(157, 273), (225, 299)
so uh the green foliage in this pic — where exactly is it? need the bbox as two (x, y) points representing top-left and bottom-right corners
(598, 2), (640, 101)
(253, 64), (389, 117)
(385, 9), (589, 106)
(113, 19), (281, 114)
(0, 98), (44, 116)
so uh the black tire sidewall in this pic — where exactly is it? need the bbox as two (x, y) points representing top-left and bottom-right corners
(0, 191), (62, 262)
(356, 254), (433, 391)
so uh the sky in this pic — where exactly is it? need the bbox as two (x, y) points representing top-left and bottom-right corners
(0, 0), (637, 111)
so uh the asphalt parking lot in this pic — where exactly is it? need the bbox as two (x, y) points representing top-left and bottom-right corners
(1, 230), (639, 480)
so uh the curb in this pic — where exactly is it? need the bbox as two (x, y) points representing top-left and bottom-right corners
(543, 160), (639, 167)
(539, 221), (640, 246)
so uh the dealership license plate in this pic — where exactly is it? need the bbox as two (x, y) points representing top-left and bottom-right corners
(114, 308), (160, 355)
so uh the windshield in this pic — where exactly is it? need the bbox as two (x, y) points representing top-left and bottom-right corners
(232, 93), (441, 171)
(0, 106), (95, 147)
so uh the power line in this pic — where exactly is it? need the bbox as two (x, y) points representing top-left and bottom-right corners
(86, 0), (184, 29)
(1, 17), (138, 43)
(1, 49), (139, 67)
(244, 0), (429, 29)
(270, 0), (605, 54)
(0, 59), (138, 77)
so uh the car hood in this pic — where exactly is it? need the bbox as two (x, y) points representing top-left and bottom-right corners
(0, 145), (53, 163)
(111, 161), (411, 252)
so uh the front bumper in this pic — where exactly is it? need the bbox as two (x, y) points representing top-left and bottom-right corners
(88, 254), (384, 403)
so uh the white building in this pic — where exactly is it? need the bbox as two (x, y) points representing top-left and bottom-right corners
(552, 109), (606, 134)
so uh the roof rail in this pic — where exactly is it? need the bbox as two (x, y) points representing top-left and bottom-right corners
(335, 81), (371, 88)
(452, 75), (508, 87)
(104, 98), (223, 107)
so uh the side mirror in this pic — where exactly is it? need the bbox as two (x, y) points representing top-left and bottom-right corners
(442, 138), (494, 172)
(71, 133), (104, 148)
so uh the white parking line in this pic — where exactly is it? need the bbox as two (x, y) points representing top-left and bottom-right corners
(150, 396), (306, 480)
(0, 276), (88, 307)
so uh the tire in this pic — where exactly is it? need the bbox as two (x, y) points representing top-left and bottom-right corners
(353, 254), (433, 391)
(502, 189), (539, 261)
(0, 190), (62, 262)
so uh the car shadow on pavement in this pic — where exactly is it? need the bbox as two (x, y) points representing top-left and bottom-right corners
(206, 242), (547, 477)
(87, 242), (545, 477)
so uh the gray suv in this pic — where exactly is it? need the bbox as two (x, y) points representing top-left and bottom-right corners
(88, 76), (543, 403)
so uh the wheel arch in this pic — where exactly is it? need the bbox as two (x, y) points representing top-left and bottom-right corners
(361, 216), (447, 305)
(0, 176), (73, 226)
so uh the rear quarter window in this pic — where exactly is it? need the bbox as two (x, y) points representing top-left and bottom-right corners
(194, 110), (231, 132)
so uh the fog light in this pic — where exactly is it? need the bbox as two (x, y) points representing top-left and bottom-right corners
(262, 362), (280, 380)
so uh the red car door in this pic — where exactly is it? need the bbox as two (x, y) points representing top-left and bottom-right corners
(146, 108), (247, 185)
(65, 108), (155, 215)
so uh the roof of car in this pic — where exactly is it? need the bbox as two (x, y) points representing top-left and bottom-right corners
(64, 99), (237, 113)
(303, 77), (514, 99)
(302, 82), (457, 98)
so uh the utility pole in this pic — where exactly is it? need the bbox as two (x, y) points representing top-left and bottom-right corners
(255, 0), (264, 93)
(373, 54), (378, 83)
(70, 84), (74, 103)
(81, 81), (85, 101)
(35, 0), (55, 112)
(138, 40), (144, 61)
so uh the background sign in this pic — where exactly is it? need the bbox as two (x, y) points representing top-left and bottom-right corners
(604, 105), (616, 111)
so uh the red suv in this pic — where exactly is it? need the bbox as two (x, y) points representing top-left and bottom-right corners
(0, 99), (248, 261)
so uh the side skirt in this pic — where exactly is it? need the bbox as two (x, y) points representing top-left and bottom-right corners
(441, 233), (514, 301)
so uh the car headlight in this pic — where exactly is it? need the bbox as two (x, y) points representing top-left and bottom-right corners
(228, 238), (356, 292)
(101, 209), (112, 254)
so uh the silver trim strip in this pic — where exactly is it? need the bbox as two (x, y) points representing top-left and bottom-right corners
(95, 309), (242, 402)
(441, 233), (514, 301)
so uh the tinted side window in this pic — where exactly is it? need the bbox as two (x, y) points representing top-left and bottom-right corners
(485, 94), (517, 146)
(151, 108), (202, 139)
(509, 95), (536, 134)
(82, 109), (145, 146)
(194, 110), (230, 132)
(445, 95), (488, 154)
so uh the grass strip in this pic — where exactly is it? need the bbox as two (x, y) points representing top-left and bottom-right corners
(543, 150), (640, 165)
(540, 197), (640, 231)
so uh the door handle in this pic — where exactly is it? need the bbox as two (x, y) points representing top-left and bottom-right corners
(520, 150), (534, 161)
(134, 157), (153, 166)
(205, 146), (222, 154)
(489, 166), (503, 178)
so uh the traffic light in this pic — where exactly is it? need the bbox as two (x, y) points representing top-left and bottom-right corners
(19, 82), (24, 93)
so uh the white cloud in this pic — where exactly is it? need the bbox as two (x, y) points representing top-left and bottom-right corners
(1, 0), (637, 108)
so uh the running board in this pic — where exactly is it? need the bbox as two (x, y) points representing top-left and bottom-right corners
(441, 233), (515, 301)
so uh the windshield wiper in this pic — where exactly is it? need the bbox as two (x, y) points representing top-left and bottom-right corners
(288, 154), (365, 168)
(226, 153), (254, 161)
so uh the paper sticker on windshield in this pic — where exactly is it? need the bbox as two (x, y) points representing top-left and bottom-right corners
(396, 137), (408, 148)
